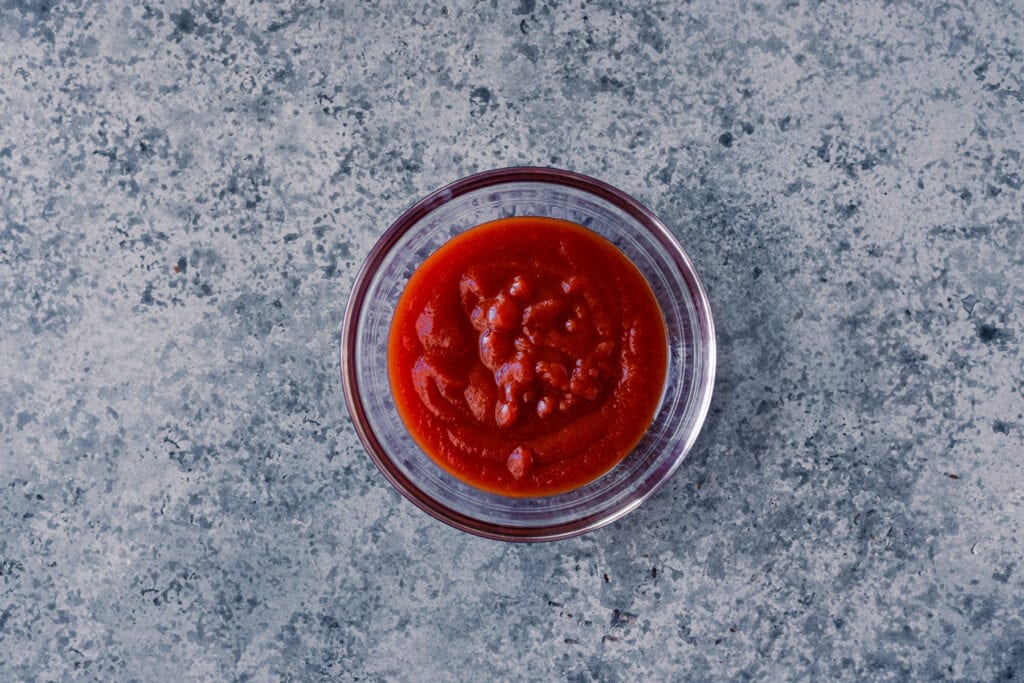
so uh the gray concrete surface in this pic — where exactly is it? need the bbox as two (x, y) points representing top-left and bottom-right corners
(2, 0), (1023, 679)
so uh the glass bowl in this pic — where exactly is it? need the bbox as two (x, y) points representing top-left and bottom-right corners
(341, 167), (715, 541)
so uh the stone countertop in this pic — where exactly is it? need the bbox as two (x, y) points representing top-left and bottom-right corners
(2, 0), (1022, 679)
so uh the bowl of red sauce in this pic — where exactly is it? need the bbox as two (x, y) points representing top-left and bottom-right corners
(342, 167), (715, 541)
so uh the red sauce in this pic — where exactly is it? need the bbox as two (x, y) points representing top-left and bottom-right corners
(388, 216), (667, 497)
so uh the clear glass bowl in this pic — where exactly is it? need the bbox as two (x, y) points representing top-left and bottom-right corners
(341, 168), (715, 541)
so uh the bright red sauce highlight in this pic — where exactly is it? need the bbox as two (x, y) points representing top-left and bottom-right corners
(388, 216), (667, 497)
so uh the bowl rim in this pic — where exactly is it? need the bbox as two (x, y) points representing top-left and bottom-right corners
(341, 166), (716, 542)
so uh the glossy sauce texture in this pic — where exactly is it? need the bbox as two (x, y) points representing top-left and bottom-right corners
(388, 217), (667, 497)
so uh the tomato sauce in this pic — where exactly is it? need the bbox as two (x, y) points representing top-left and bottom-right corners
(388, 216), (667, 497)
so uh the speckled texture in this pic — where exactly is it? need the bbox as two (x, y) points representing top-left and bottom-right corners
(1, 0), (1022, 679)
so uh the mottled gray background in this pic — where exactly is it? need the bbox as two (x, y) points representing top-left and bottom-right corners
(1, 0), (1022, 680)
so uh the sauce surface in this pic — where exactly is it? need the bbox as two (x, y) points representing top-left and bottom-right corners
(388, 216), (667, 497)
